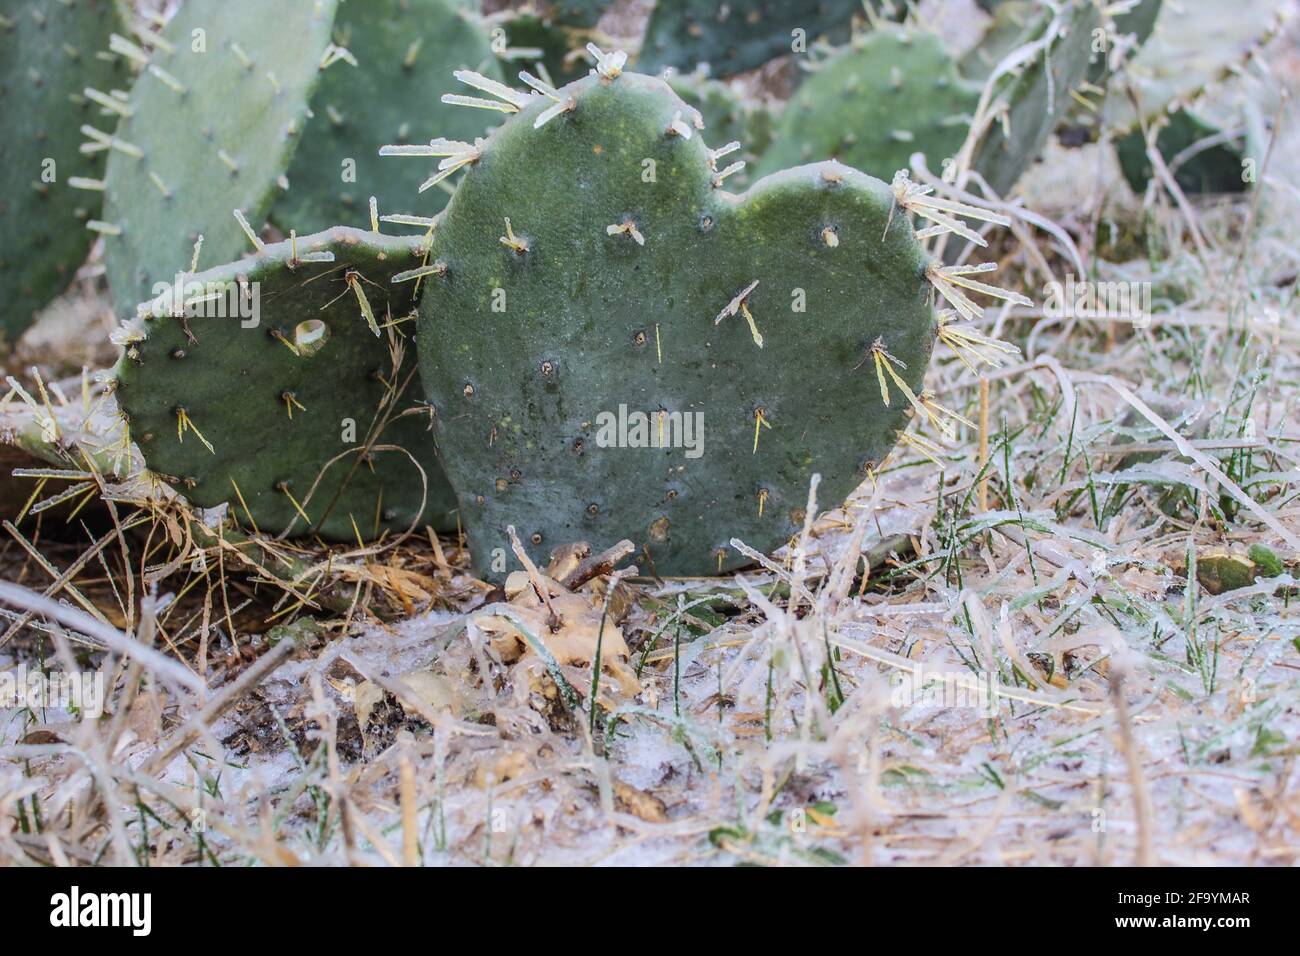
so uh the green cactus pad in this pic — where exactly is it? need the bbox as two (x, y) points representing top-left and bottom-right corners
(101, 0), (338, 319)
(967, 0), (1101, 197)
(115, 226), (457, 540)
(272, 0), (503, 234)
(638, 0), (863, 77)
(414, 69), (937, 579)
(1116, 109), (1247, 195)
(754, 27), (981, 182)
(0, 0), (125, 340)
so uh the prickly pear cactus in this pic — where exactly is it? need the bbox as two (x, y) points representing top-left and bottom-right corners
(100, 0), (339, 319)
(1099, 0), (1281, 198)
(0, 0), (125, 340)
(754, 27), (981, 182)
(966, 0), (1101, 197)
(406, 60), (1010, 578)
(272, 0), (503, 234)
(115, 227), (458, 540)
(638, 0), (864, 78)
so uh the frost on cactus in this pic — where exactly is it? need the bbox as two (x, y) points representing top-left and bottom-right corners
(114, 227), (458, 541)
(401, 55), (1024, 579)
(272, 0), (504, 234)
(0, 0), (125, 340)
(961, 0), (1038, 82)
(1100, 0), (1280, 196)
(1101, 0), (1284, 135)
(754, 27), (981, 184)
(638, 0), (868, 78)
(99, 0), (338, 319)
(1062, 0), (1162, 127)
(665, 72), (773, 185)
(1103, 0), (1162, 65)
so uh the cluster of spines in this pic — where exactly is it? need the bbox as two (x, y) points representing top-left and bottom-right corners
(68, 31), (149, 229)
(77, 29), (161, 238)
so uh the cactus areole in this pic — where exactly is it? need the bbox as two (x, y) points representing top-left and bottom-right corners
(410, 62), (944, 579)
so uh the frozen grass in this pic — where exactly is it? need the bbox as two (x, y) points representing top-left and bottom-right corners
(1, 1), (1299, 867)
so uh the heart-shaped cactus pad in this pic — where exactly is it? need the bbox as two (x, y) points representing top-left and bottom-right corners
(412, 59), (996, 578)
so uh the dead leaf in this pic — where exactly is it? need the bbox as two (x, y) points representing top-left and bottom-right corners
(473, 748), (530, 789)
(545, 542), (591, 584)
(19, 729), (63, 746)
(1234, 786), (1266, 832)
(355, 671), (460, 732)
(474, 570), (641, 709)
(613, 777), (669, 822)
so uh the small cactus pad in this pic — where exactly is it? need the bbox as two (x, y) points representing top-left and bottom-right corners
(638, 0), (863, 77)
(0, 0), (125, 339)
(101, 0), (338, 318)
(968, 0), (1101, 197)
(754, 27), (981, 182)
(1083, 0), (1162, 103)
(115, 227), (457, 540)
(1116, 109), (1247, 195)
(272, 0), (503, 233)
(414, 68), (940, 578)
(1101, 0), (1284, 134)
